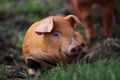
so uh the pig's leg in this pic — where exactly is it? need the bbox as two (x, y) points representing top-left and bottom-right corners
(71, 1), (95, 42)
(102, 2), (115, 37)
(27, 59), (40, 76)
(76, 6), (95, 42)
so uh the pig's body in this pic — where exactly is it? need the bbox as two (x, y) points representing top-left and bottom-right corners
(22, 15), (88, 75)
(70, 0), (115, 42)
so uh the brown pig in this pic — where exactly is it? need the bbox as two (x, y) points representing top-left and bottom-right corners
(22, 15), (88, 75)
(70, 0), (115, 42)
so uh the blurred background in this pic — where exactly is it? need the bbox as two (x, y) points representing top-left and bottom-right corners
(0, 0), (120, 79)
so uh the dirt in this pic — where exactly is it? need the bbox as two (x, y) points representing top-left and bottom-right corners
(87, 38), (120, 62)
(0, 35), (26, 79)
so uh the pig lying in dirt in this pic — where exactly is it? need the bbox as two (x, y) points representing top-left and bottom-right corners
(22, 15), (88, 75)
(70, 0), (115, 42)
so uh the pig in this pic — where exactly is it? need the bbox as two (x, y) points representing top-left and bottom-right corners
(70, 0), (115, 42)
(22, 15), (88, 75)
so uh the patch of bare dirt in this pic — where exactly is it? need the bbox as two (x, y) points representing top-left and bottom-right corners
(86, 38), (120, 62)
(0, 33), (26, 79)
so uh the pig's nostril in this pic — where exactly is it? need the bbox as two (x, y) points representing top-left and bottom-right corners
(71, 48), (76, 52)
(71, 46), (82, 53)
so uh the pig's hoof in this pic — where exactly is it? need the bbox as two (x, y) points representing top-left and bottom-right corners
(27, 59), (40, 70)
(27, 59), (40, 75)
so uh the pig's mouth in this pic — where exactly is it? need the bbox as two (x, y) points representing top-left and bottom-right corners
(59, 49), (86, 58)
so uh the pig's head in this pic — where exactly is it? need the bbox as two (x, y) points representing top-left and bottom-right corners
(34, 15), (88, 61)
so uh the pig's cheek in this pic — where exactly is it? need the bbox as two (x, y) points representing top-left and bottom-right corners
(49, 37), (62, 49)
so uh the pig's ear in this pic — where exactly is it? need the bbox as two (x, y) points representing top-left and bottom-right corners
(65, 15), (82, 29)
(35, 18), (53, 34)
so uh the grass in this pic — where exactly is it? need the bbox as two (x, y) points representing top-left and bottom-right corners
(21, 57), (120, 80)
(16, 0), (48, 20)
(0, 65), (7, 80)
(114, 25), (120, 37)
(0, 24), (5, 32)
(40, 58), (120, 80)
(47, 0), (62, 11)
(0, 57), (120, 80)
(10, 29), (26, 47)
(0, 0), (62, 20)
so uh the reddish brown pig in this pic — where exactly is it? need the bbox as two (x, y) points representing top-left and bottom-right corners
(22, 15), (88, 75)
(70, 0), (115, 42)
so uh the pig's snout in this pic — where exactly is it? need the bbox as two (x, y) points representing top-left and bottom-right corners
(70, 45), (82, 53)
(68, 44), (82, 56)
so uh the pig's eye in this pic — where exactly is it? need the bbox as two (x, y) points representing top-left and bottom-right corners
(52, 32), (61, 38)
(81, 43), (85, 47)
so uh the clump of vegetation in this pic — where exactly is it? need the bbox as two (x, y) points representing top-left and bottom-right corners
(0, 65), (7, 80)
(16, 0), (48, 20)
(40, 58), (120, 80)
